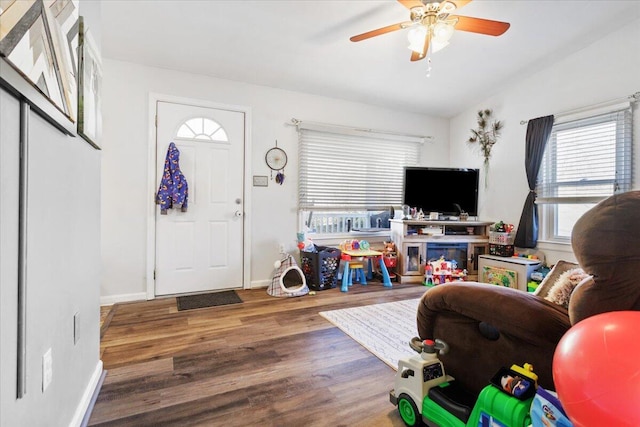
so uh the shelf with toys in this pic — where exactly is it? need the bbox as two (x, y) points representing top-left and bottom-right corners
(390, 219), (493, 284)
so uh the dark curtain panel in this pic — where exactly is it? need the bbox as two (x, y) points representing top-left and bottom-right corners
(514, 115), (555, 248)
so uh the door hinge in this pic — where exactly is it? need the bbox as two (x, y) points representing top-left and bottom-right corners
(153, 270), (156, 280)
(155, 115), (158, 127)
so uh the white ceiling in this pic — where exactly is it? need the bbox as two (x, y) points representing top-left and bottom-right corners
(100, 0), (640, 118)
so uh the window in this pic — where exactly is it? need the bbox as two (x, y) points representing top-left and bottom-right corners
(537, 106), (633, 241)
(297, 123), (424, 234)
(177, 117), (228, 142)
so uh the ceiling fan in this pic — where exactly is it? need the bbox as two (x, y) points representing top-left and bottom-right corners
(350, 0), (510, 62)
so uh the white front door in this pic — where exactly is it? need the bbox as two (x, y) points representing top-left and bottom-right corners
(155, 101), (245, 296)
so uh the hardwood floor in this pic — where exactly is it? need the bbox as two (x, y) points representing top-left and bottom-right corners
(90, 282), (429, 427)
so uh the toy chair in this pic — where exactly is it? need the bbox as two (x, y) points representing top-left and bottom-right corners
(340, 254), (367, 292)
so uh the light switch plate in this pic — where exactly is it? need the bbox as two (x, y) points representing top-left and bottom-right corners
(253, 175), (268, 187)
(74, 312), (80, 344)
(42, 348), (52, 392)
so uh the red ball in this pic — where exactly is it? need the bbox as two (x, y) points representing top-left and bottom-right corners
(553, 311), (640, 427)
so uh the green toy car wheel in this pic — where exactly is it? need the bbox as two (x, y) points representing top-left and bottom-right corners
(397, 394), (423, 427)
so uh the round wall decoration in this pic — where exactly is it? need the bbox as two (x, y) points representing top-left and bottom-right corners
(265, 140), (287, 184)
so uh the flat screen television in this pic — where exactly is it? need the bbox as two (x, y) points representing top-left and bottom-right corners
(403, 167), (479, 217)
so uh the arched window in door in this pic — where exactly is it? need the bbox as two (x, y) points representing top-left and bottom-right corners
(176, 117), (228, 142)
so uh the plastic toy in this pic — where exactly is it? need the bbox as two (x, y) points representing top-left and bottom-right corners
(501, 374), (531, 398)
(553, 311), (640, 427)
(383, 241), (396, 254)
(424, 264), (434, 286)
(390, 337), (536, 427)
(530, 387), (573, 427)
(338, 239), (371, 252)
(492, 221), (514, 233)
(296, 232), (314, 251)
(424, 256), (467, 285)
(380, 241), (398, 281)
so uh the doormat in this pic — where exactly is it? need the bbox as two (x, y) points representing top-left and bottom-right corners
(176, 290), (243, 311)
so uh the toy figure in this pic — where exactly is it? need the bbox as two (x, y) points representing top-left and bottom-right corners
(424, 264), (434, 286)
(501, 375), (531, 398)
(383, 241), (397, 254)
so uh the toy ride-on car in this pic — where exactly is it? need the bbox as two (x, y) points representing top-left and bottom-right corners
(390, 337), (537, 427)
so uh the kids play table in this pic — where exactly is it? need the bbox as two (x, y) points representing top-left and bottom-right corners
(340, 248), (393, 292)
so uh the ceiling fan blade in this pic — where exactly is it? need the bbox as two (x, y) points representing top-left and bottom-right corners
(452, 15), (510, 36)
(410, 35), (430, 61)
(397, 0), (424, 10)
(350, 22), (411, 42)
(447, 0), (473, 10)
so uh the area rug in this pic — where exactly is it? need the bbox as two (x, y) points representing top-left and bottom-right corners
(176, 290), (243, 311)
(319, 298), (421, 370)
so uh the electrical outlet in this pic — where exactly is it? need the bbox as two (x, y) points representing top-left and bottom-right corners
(279, 243), (286, 253)
(42, 348), (52, 392)
(74, 312), (80, 344)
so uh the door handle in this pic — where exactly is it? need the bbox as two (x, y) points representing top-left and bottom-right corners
(234, 210), (243, 218)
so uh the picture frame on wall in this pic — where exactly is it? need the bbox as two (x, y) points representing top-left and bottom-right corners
(0, 0), (79, 135)
(77, 16), (102, 149)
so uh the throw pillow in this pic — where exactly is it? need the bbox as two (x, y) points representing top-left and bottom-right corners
(533, 260), (580, 299)
(544, 268), (590, 308)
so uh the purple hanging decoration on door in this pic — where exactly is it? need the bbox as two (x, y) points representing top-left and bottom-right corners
(156, 142), (189, 214)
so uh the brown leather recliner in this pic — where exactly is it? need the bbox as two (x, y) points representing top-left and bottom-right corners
(416, 190), (640, 396)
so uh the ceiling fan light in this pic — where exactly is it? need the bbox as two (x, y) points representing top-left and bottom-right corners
(433, 21), (454, 42)
(432, 39), (449, 53)
(408, 40), (425, 53)
(407, 25), (428, 52)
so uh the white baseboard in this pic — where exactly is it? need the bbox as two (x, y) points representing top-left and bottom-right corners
(250, 279), (270, 289)
(101, 284), (275, 303)
(100, 292), (147, 306)
(70, 360), (104, 427)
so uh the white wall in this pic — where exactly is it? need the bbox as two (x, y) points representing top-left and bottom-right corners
(449, 18), (640, 265)
(100, 61), (450, 300)
(1, 4), (103, 426)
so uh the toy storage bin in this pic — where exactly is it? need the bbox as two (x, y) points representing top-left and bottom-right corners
(489, 231), (515, 245)
(489, 244), (515, 257)
(489, 231), (515, 257)
(300, 246), (342, 290)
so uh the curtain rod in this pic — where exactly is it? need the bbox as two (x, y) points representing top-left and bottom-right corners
(287, 118), (435, 142)
(520, 91), (640, 125)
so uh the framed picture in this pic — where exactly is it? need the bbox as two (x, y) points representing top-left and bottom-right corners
(482, 266), (518, 289)
(77, 16), (102, 149)
(0, 0), (79, 134)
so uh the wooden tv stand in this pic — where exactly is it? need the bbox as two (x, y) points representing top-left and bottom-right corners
(390, 219), (493, 284)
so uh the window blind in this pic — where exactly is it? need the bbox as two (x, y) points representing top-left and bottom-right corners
(537, 107), (632, 204)
(298, 127), (422, 210)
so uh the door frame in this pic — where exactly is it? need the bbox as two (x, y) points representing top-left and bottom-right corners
(145, 93), (252, 299)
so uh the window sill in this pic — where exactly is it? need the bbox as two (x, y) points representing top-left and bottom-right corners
(536, 240), (577, 264)
(536, 239), (571, 247)
(309, 231), (392, 247)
